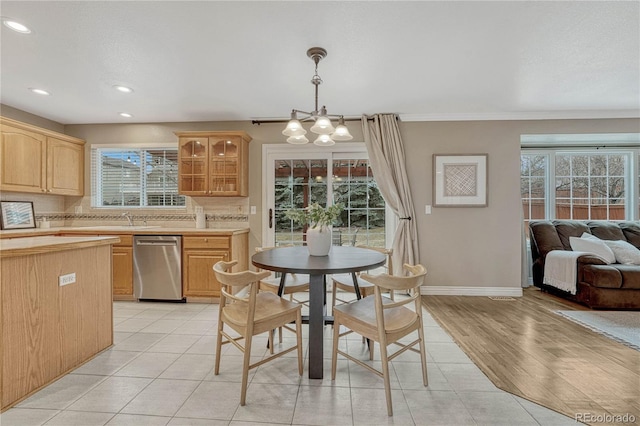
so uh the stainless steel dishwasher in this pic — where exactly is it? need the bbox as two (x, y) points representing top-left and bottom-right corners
(133, 235), (184, 302)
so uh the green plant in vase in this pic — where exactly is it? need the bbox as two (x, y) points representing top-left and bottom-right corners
(285, 203), (344, 229)
(285, 203), (344, 256)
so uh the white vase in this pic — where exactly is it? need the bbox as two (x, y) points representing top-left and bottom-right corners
(306, 225), (332, 256)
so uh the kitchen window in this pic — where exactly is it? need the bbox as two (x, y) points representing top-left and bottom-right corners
(92, 146), (185, 208)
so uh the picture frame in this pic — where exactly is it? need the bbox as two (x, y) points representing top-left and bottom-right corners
(433, 154), (488, 207)
(0, 201), (36, 230)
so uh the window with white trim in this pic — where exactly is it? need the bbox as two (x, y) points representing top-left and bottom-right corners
(521, 147), (639, 229)
(92, 147), (185, 208)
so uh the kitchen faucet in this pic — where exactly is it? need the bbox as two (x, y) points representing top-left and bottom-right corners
(122, 212), (134, 226)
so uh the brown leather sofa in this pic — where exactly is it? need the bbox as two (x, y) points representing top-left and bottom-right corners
(529, 220), (640, 309)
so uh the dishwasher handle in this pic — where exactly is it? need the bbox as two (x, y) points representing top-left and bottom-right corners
(136, 240), (179, 247)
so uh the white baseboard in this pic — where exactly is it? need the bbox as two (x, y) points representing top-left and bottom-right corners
(420, 286), (524, 297)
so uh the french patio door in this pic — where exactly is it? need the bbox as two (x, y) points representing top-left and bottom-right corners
(262, 143), (391, 248)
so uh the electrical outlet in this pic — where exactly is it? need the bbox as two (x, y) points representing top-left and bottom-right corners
(425, 205), (432, 215)
(59, 273), (76, 286)
(250, 206), (257, 215)
(195, 206), (204, 214)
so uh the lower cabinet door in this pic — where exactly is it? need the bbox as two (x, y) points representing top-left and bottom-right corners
(112, 246), (133, 295)
(183, 249), (229, 297)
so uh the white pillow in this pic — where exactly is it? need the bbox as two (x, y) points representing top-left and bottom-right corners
(603, 240), (640, 265)
(580, 232), (598, 240)
(569, 236), (616, 264)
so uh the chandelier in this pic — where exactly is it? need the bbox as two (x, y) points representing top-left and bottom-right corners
(282, 47), (353, 146)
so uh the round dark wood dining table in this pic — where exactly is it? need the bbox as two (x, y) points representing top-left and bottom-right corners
(252, 245), (386, 379)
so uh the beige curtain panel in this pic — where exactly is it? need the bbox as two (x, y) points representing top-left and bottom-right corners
(362, 114), (419, 275)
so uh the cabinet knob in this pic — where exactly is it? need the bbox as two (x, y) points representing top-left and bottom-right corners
(204, 238), (208, 242)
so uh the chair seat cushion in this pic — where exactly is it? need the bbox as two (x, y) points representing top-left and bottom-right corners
(260, 273), (310, 293)
(332, 273), (374, 288)
(334, 296), (416, 334)
(223, 292), (300, 328)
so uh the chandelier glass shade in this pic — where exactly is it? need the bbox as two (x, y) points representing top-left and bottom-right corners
(283, 47), (353, 146)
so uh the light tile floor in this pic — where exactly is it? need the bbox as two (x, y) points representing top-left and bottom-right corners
(1, 297), (577, 425)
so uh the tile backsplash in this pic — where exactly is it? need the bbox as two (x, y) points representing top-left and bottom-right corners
(4, 192), (250, 229)
(0, 192), (64, 214)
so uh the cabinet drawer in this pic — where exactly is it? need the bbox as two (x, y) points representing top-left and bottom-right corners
(183, 236), (230, 249)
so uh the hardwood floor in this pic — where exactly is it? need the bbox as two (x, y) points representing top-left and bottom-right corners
(422, 288), (640, 424)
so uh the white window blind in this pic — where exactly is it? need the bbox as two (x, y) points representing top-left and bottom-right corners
(92, 147), (185, 208)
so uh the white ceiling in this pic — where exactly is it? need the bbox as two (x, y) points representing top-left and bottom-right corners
(1, 1), (639, 125)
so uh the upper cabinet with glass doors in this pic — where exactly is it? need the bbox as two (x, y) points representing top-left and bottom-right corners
(176, 131), (251, 196)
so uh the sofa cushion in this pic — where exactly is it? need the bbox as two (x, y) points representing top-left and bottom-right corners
(580, 265), (622, 289)
(587, 221), (627, 241)
(570, 235), (616, 264)
(619, 222), (640, 249)
(529, 221), (564, 259)
(553, 221), (590, 250)
(604, 240), (640, 265)
(617, 265), (640, 289)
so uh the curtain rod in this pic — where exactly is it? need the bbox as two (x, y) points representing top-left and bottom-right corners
(252, 117), (366, 126)
(251, 114), (398, 126)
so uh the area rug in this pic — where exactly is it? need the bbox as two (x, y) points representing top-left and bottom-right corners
(555, 310), (640, 350)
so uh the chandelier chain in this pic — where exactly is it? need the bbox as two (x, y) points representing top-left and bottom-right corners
(282, 47), (353, 146)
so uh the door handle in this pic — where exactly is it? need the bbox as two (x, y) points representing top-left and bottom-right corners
(269, 208), (273, 229)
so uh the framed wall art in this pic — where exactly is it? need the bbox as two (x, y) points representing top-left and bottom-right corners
(0, 201), (36, 229)
(433, 154), (488, 207)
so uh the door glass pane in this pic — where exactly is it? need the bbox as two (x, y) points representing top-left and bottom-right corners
(272, 155), (386, 248)
(275, 159), (329, 247)
(332, 159), (385, 247)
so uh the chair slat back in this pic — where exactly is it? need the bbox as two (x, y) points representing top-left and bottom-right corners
(362, 263), (426, 311)
(355, 245), (393, 276)
(254, 246), (297, 278)
(213, 260), (271, 306)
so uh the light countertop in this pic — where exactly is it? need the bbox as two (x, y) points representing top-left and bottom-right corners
(0, 226), (249, 239)
(0, 235), (120, 258)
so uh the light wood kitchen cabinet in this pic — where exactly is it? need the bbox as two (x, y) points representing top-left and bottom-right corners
(182, 232), (248, 298)
(59, 232), (133, 299)
(176, 131), (251, 197)
(46, 136), (84, 195)
(1, 237), (114, 410)
(112, 235), (134, 299)
(0, 117), (85, 196)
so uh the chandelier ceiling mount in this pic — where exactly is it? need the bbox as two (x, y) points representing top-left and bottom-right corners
(282, 47), (353, 146)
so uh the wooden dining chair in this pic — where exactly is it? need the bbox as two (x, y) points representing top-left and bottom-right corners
(331, 246), (393, 309)
(255, 246), (310, 303)
(331, 263), (428, 416)
(213, 260), (303, 406)
(255, 246), (310, 341)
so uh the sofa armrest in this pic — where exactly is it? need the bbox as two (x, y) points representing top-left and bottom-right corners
(577, 255), (607, 266)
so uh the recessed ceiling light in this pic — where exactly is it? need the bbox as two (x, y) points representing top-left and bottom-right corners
(113, 85), (134, 93)
(29, 88), (50, 96)
(119, 112), (133, 118)
(3, 19), (31, 34)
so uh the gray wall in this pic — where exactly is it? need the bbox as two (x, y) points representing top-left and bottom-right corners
(4, 106), (639, 290)
(1, 104), (65, 133)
